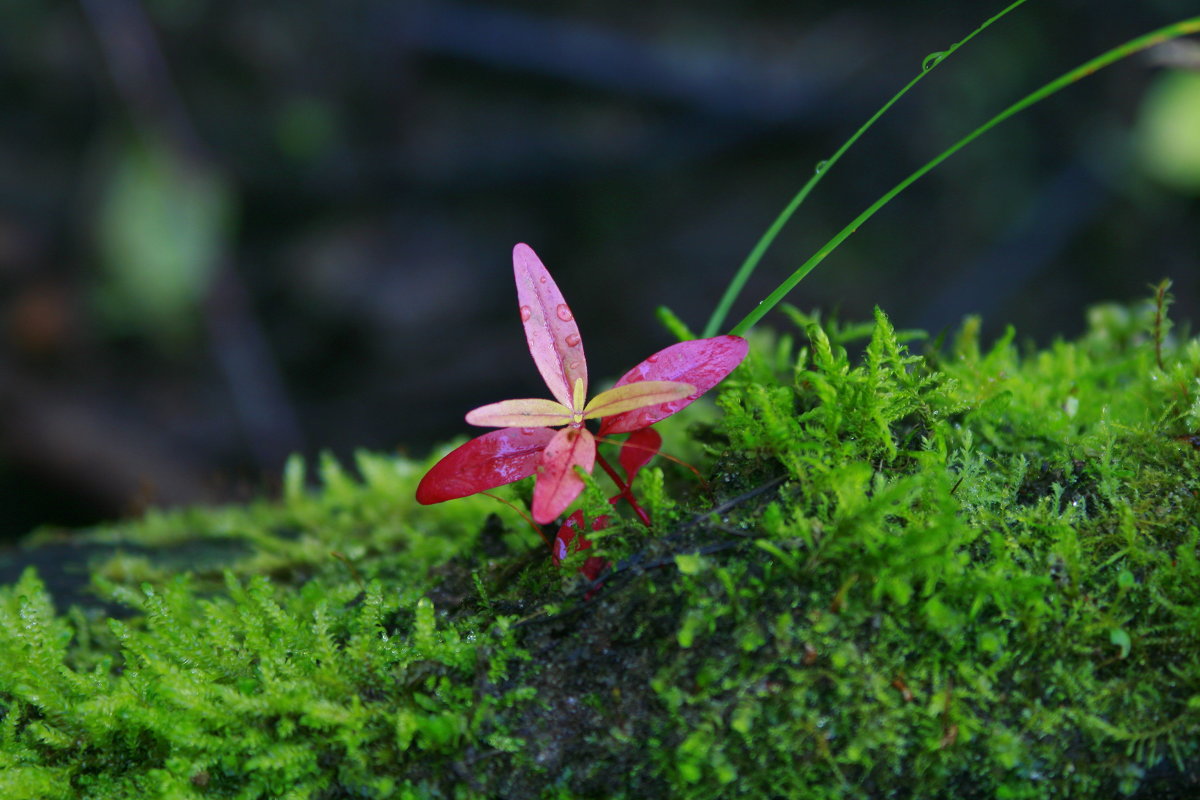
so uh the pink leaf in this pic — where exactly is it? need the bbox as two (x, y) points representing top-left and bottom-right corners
(415, 427), (556, 504)
(599, 335), (748, 435)
(513, 243), (588, 411)
(619, 427), (662, 484)
(531, 426), (596, 524)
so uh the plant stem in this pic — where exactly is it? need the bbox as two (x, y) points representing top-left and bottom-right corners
(702, 0), (1029, 338)
(728, 16), (1200, 337)
(596, 451), (652, 527)
(1153, 278), (1173, 371)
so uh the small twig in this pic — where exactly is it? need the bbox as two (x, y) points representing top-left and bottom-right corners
(480, 492), (547, 546)
(511, 473), (791, 629)
(79, 0), (304, 473)
(676, 473), (789, 532)
(330, 551), (366, 591)
(577, 474), (789, 594)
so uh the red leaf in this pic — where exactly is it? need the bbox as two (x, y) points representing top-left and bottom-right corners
(552, 511), (583, 565)
(552, 510), (595, 564)
(599, 335), (748, 434)
(579, 556), (608, 583)
(415, 427), (556, 504)
(513, 243), (588, 411)
(619, 427), (662, 484)
(552, 510), (610, 584)
(531, 427), (596, 524)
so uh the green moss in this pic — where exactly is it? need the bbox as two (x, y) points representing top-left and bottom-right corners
(2, 293), (1199, 798)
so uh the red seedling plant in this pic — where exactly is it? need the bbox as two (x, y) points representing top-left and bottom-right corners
(416, 244), (747, 551)
(552, 427), (663, 582)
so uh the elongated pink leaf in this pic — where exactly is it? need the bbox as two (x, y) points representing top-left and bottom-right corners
(581, 380), (695, 420)
(618, 427), (662, 484)
(416, 427), (556, 504)
(531, 426), (595, 524)
(465, 397), (573, 428)
(513, 243), (588, 410)
(598, 335), (749, 435)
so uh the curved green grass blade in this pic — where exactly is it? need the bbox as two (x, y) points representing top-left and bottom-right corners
(729, 16), (1200, 337)
(702, 0), (1030, 338)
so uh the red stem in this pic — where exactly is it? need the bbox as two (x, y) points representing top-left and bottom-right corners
(595, 452), (652, 527)
(480, 491), (550, 546)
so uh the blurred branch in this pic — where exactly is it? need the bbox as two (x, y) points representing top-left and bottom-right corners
(396, 2), (859, 124)
(79, 0), (303, 472)
(0, 362), (215, 512)
(78, 0), (206, 159)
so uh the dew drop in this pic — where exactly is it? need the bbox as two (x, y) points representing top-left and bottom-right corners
(568, 360), (580, 371)
(646, 354), (658, 363)
(814, 160), (828, 174)
(519, 305), (532, 322)
(539, 275), (547, 284)
(556, 304), (574, 322)
(922, 51), (945, 71)
(565, 333), (581, 347)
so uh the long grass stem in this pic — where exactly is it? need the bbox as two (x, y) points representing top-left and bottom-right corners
(728, 16), (1200, 337)
(702, 0), (1030, 338)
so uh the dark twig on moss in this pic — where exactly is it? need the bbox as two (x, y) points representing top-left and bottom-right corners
(512, 476), (789, 630)
(555, 474), (790, 608)
(676, 473), (789, 534)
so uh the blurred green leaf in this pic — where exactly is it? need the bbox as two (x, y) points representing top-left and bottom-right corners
(94, 138), (235, 347)
(1136, 69), (1200, 193)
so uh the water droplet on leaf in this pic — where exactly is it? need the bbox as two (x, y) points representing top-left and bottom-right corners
(520, 305), (532, 322)
(814, 160), (828, 174)
(922, 51), (945, 71)
(565, 333), (581, 347)
(556, 304), (573, 322)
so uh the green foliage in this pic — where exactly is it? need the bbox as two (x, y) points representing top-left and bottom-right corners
(1136, 68), (1200, 194)
(656, 294), (1200, 799)
(94, 137), (234, 348)
(0, 448), (535, 799)
(2, 293), (1200, 798)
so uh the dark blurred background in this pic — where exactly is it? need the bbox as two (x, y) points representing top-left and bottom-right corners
(2, 0), (1198, 539)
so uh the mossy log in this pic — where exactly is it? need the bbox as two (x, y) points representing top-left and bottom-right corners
(2, 299), (1199, 799)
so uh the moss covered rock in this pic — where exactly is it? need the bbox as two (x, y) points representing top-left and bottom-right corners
(2, 296), (1199, 799)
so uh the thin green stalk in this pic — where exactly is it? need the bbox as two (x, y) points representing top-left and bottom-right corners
(729, 16), (1200, 337)
(702, 0), (1030, 338)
